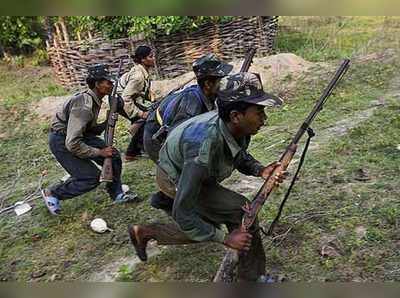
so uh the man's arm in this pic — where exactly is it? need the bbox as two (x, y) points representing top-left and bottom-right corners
(234, 150), (265, 177)
(86, 120), (107, 136)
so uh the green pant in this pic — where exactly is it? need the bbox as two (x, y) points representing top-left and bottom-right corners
(148, 167), (266, 281)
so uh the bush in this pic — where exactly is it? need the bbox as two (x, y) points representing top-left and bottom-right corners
(0, 17), (46, 56)
(67, 16), (233, 39)
(31, 49), (49, 66)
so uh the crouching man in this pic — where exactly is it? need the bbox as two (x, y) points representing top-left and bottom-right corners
(41, 64), (138, 215)
(128, 73), (285, 281)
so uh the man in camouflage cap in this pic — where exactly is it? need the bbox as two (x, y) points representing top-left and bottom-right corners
(41, 64), (138, 215)
(143, 53), (233, 213)
(128, 72), (286, 281)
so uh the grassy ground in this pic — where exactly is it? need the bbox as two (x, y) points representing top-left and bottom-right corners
(0, 17), (399, 281)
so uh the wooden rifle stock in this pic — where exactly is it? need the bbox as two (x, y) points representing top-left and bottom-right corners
(100, 60), (123, 183)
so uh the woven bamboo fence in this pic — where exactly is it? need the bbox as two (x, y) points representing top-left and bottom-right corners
(47, 17), (279, 89)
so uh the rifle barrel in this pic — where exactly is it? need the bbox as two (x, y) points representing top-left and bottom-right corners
(291, 59), (350, 145)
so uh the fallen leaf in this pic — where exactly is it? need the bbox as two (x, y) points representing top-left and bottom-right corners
(31, 234), (42, 242)
(31, 271), (47, 279)
(63, 261), (73, 269)
(49, 274), (61, 281)
(320, 245), (341, 258)
(354, 168), (370, 181)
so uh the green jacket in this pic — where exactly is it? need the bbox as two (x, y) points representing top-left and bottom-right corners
(159, 111), (264, 243)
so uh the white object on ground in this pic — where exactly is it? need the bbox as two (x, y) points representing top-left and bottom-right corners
(90, 218), (113, 233)
(122, 184), (129, 193)
(397, 144), (400, 151)
(14, 202), (32, 216)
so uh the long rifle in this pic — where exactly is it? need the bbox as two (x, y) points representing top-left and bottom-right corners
(214, 58), (351, 282)
(100, 59), (123, 183)
(240, 48), (256, 73)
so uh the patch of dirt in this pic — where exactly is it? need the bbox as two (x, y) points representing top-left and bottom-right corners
(89, 243), (162, 281)
(34, 95), (70, 121)
(153, 53), (316, 99)
(34, 53), (316, 120)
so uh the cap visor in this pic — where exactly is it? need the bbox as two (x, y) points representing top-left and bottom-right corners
(244, 92), (283, 107)
(103, 75), (116, 82)
(217, 63), (234, 77)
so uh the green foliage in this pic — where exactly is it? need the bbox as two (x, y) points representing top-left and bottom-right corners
(0, 17), (45, 55)
(67, 16), (232, 39)
(0, 17), (232, 58)
(116, 264), (134, 281)
(31, 49), (49, 66)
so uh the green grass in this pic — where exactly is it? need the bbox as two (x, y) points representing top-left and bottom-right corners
(275, 16), (399, 61)
(1, 17), (400, 281)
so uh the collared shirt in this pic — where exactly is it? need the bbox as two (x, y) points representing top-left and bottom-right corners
(158, 111), (264, 243)
(117, 63), (151, 117)
(50, 89), (104, 158)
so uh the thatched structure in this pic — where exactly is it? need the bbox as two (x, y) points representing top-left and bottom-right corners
(47, 17), (279, 89)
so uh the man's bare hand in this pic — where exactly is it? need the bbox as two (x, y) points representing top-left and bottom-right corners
(223, 229), (253, 251)
(260, 161), (288, 187)
(99, 146), (116, 158)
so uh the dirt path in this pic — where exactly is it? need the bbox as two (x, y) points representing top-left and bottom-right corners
(89, 244), (161, 281)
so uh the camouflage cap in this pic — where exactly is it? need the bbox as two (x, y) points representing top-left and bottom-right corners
(87, 64), (114, 82)
(217, 72), (283, 107)
(192, 53), (233, 80)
